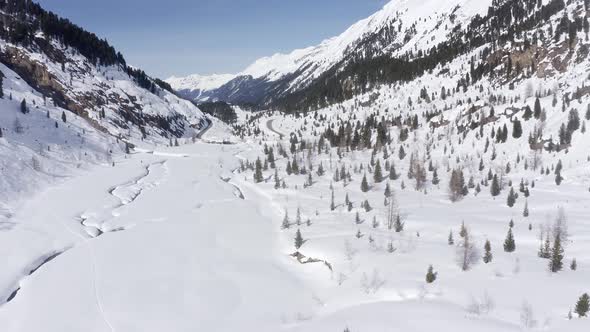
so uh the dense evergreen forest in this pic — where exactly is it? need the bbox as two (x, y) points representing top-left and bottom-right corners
(197, 101), (238, 123)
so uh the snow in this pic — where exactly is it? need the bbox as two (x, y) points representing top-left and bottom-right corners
(0, 141), (314, 332)
(2, 0), (590, 330)
(0, 29), (210, 209)
(171, 0), (490, 95)
(166, 73), (236, 93)
(1, 114), (588, 330)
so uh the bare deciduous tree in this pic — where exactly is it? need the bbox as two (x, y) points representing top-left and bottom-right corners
(456, 227), (479, 271)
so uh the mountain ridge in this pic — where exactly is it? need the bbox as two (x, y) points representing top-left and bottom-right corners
(167, 0), (489, 106)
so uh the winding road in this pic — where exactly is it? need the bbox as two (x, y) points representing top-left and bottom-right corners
(266, 119), (285, 138)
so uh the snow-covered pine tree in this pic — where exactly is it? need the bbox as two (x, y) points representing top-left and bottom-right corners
(389, 162), (398, 180)
(254, 158), (263, 183)
(294, 229), (305, 251)
(503, 228), (516, 253)
(330, 189), (335, 211)
(570, 258), (577, 271)
(575, 293), (590, 317)
(361, 173), (369, 192)
(274, 168), (280, 189)
(507, 187), (517, 207)
(425, 265), (437, 283)
(483, 239), (493, 263)
(373, 160), (383, 183)
(491, 174), (501, 196)
(20, 99), (27, 114)
(281, 210), (290, 229)
(549, 231), (564, 273)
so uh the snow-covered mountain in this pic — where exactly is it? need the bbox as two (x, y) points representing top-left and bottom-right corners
(168, 0), (490, 105)
(3, 0), (590, 331)
(0, 0), (209, 203)
(166, 73), (235, 102)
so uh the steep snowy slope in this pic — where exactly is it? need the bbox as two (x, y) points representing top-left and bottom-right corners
(0, 61), (121, 207)
(0, 0), (209, 205)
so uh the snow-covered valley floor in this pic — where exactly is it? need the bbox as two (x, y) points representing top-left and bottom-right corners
(0, 136), (317, 331)
(0, 125), (588, 332)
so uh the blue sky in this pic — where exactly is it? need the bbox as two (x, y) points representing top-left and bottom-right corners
(36, 0), (386, 78)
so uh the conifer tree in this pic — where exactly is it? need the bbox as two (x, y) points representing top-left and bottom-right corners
(384, 182), (391, 198)
(523, 200), (529, 217)
(512, 118), (523, 138)
(483, 239), (493, 263)
(398, 146), (406, 160)
(549, 232), (564, 273)
(268, 148), (275, 168)
(374, 160), (383, 183)
(503, 228), (516, 252)
(491, 174), (501, 196)
(281, 210), (290, 229)
(570, 258), (577, 271)
(393, 215), (404, 233)
(361, 173), (370, 192)
(254, 158), (263, 183)
(523, 105), (532, 120)
(575, 293), (589, 317)
(432, 168), (440, 185)
(20, 99), (27, 114)
(294, 229), (305, 251)
(330, 189), (335, 211)
(507, 187), (517, 207)
(538, 235), (551, 259)
(292, 157), (299, 174)
(286, 161), (292, 175)
(389, 163), (398, 180)
(274, 168), (280, 189)
(555, 170), (563, 185)
(459, 221), (467, 238)
(534, 97), (542, 119)
(317, 162), (325, 176)
(0, 72), (3, 98)
(448, 230), (454, 245)
(425, 265), (437, 283)
(61, 111), (67, 123)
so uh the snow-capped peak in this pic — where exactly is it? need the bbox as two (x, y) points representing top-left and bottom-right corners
(167, 73), (236, 92)
(170, 0), (490, 103)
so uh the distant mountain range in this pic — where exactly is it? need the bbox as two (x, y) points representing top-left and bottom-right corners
(167, 0), (491, 109)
